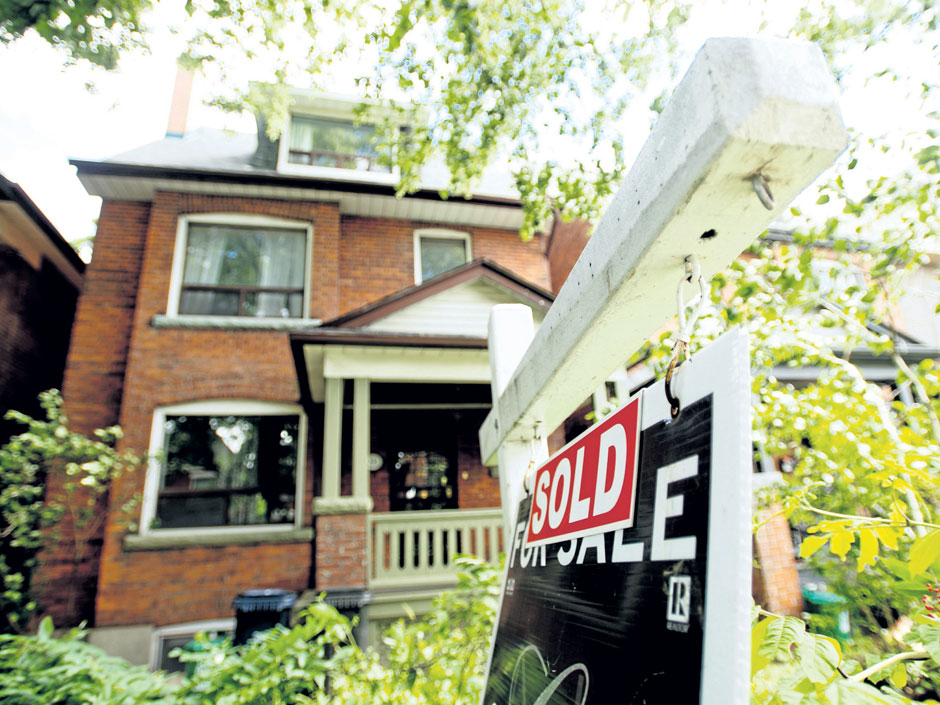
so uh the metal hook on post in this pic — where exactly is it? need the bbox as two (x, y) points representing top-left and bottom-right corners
(665, 255), (707, 418)
(751, 172), (775, 211)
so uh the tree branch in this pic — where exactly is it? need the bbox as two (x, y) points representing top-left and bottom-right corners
(849, 650), (929, 682)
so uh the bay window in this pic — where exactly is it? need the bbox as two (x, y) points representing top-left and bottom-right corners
(142, 401), (305, 532)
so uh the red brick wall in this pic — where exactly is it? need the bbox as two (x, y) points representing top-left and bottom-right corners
(455, 409), (500, 509)
(339, 217), (549, 313)
(315, 513), (367, 590)
(62, 200), (150, 435)
(546, 217), (590, 294)
(97, 542), (310, 626)
(36, 200), (149, 626)
(58, 191), (551, 629)
(754, 506), (803, 616)
(88, 193), (329, 627)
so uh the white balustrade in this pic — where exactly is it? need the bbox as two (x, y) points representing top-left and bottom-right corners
(368, 508), (504, 589)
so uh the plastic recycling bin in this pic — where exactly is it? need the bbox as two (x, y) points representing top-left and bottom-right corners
(802, 584), (850, 641)
(233, 589), (298, 645)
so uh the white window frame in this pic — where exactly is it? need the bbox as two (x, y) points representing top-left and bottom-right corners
(140, 399), (307, 538)
(150, 618), (234, 672)
(277, 110), (400, 184)
(166, 213), (314, 321)
(413, 228), (473, 284)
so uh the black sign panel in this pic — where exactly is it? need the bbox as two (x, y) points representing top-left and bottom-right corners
(482, 395), (713, 705)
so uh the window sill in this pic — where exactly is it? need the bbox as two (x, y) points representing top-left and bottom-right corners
(124, 527), (314, 551)
(152, 315), (322, 331)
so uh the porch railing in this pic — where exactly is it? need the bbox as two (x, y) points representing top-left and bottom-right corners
(368, 508), (503, 589)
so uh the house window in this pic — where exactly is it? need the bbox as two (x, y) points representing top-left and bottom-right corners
(287, 116), (390, 173)
(178, 222), (307, 318)
(151, 620), (233, 673)
(414, 230), (472, 283)
(144, 402), (305, 532)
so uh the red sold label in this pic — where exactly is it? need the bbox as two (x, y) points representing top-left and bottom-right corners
(526, 396), (641, 547)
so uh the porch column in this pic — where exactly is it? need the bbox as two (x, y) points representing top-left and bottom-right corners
(321, 376), (343, 498)
(352, 378), (370, 500)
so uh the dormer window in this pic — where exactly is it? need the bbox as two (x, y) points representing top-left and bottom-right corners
(287, 116), (390, 173)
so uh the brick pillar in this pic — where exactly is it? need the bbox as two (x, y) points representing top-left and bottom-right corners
(314, 511), (369, 590)
(754, 505), (803, 616)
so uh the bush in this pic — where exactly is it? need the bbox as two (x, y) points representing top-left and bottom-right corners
(0, 617), (173, 705)
(0, 556), (500, 705)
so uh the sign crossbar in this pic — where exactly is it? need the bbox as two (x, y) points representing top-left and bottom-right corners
(480, 37), (848, 469)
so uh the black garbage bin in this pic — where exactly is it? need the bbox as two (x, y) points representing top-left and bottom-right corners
(233, 589), (298, 646)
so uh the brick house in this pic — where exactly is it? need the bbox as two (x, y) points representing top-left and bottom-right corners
(49, 85), (907, 667)
(49, 90), (599, 668)
(0, 172), (85, 442)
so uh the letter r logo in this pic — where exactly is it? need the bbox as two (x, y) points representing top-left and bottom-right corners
(667, 576), (691, 624)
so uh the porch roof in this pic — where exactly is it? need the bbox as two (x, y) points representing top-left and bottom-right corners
(290, 260), (554, 403)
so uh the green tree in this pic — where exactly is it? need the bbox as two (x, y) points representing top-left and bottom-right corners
(0, 390), (141, 631)
(5, 1), (936, 239)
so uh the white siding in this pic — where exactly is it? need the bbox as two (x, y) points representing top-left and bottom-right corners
(363, 279), (547, 337)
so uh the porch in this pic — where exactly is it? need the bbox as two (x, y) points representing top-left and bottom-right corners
(369, 507), (503, 589)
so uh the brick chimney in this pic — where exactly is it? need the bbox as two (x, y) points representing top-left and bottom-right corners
(165, 66), (194, 138)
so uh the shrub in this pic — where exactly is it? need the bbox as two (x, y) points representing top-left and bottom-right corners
(0, 617), (173, 705)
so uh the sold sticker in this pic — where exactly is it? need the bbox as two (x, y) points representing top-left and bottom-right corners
(526, 396), (641, 547)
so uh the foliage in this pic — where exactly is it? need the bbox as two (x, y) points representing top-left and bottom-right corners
(176, 555), (500, 705)
(0, 390), (141, 632)
(0, 616), (174, 704)
(0, 0), (150, 68)
(0, 556), (498, 703)
(613, 101), (940, 699)
(6, 1), (937, 240)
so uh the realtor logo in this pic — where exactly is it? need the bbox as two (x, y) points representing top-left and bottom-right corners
(667, 576), (691, 625)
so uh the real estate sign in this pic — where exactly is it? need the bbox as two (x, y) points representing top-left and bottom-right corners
(480, 328), (752, 705)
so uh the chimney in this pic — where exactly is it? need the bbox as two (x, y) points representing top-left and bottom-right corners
(165, 66), (194, 138)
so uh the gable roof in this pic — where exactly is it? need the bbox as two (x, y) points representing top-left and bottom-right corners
(326, 258), (554, 329)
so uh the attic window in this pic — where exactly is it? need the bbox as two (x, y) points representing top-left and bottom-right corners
(287, 116), (390, 173)
(415, 229), (472, 283)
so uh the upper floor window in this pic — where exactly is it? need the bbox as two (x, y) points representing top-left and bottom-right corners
(414, 229), (472, 284)
(169, 216), (312, 319)
(287, 116), (391, 174)
(142, 401), (306, 532)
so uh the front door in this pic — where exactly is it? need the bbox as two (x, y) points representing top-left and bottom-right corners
(373, 409), (458, 511)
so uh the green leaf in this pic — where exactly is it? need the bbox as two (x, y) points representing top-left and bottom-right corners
(830, 530), (855, 560)
(910, 529), (940, 575)
(800, 535), (830, 559)
(915, 625), (940, 664)
(752, 617), (773, 675)
(797, 632), (841, 684)
(759, 616), (806, 664)
(888, 661), (907, 689)
(37, 616), (53, 640)
(857, 528), (878, 570)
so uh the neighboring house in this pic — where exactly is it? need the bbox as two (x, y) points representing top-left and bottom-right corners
(50, 89), (590, 669)
(0, 172), (84, 441)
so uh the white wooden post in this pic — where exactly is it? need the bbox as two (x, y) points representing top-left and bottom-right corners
(352, 378), (370, 500)
(321, 376), (343, 498)
(487, 304), (549, 544)
(481, 38), (848, 488)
